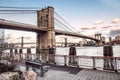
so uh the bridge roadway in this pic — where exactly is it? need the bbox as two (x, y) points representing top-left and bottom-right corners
(0, 20), (99, 41)
(4, 42), (79, 45)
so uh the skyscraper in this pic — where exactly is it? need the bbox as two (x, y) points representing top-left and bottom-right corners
(0, 29), (4, 44)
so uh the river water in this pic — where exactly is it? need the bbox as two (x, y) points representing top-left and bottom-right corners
(55, 46), (120, 69)
(56, 46), (120, 57)
(4, 45), (120, 69)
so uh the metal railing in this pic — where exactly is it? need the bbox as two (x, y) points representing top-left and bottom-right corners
(1, 53), (120, 72)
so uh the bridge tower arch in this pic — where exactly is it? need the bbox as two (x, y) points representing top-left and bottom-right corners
(95, 33), (103, 46)
(37, 6), (55, 60)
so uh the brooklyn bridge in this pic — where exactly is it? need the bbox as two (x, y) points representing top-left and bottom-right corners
(0, 6), (103, 50)
(0, 6), (120, 80)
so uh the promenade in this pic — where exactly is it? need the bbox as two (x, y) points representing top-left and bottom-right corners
(17, 61), (120, 80)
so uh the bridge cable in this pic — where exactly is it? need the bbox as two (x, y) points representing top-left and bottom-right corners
(55, 18), (72, 31)
(0, 12), (36, 14)
(54, 14), (75, 32)
(55, 22), (70, 31)
(0, 10), (37, 11)
(55, 17), (75, 32)
(0, 6), (42, 9)
(54, 11), (79, 33)
(55, 19), (74, 32)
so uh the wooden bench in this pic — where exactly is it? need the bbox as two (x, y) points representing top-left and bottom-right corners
(25, 61), (49, 77)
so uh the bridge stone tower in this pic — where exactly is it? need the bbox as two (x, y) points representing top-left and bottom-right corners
(37, 6), (55, 61)
(95, 33), (103, 46)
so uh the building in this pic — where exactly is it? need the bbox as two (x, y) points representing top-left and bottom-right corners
(101, 36), (105, 43)
(109, 37), (112, 43)
(0, 29), (4, 44)
(115, 35), (120, 44)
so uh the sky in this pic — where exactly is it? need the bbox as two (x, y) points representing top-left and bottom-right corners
(0, 0), (120, 42)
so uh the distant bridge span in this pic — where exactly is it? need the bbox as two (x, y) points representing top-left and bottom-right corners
(0, 20), (99, 41)
(55, 30), (98, 41)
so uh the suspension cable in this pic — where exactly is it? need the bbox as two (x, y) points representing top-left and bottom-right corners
(55, 17), (75, 32)
(54, 11), (79, 33)
(0, 10), (37, 12)
(0, 12), (36, 14)
(0, 6), (42, 9)
(55, 22), (70, 31)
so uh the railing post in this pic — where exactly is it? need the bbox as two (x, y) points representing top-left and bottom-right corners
(64, 55), (67, 66)
(114, 58), (118, 72)
(10, 48), (13, 60)
(48, 47), (55, 63)
(27, 48), (31, 60)
(103, 45), (114, 70)
(21, 53), (25, 60)
(93, 57), (96, 70)
(39, 53), (41, 61)
(30, 53), (34, 61)
(46, 54), (49, 63)
(19, 49), (22, 61)
(34, 54), (36, 61)
(25, 53), (27, 60)
(76, 56), (79, 68)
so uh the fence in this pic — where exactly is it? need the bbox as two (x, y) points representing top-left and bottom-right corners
(1, 53), (120, 72)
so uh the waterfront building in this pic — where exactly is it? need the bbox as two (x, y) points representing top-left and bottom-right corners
(82, 39), (88, 46)
(101, 36), (105, 43)
(115, 35), (120, 44)
(109, 37), (112, 43)
(0, 29), (4, 44)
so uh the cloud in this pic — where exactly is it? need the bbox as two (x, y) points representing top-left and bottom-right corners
(102, 29), (110, 34)
(94, 20), (104, 25)
(81, 19), (120, 37)
(103, 25), (112, 28)
(111, 18), (120, 23)
(102, 24), (120, 36)
(109, 29), (120, 37)
(81, 26), (96, 30)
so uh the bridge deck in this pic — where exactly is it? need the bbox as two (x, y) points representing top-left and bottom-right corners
(18, 62), (120, 80)
(0, 20), (99, 41)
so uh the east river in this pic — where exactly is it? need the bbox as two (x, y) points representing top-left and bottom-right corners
(4, 45), (120, 69)
(5, 45), (120, 56)
(56, 46), (120, 57)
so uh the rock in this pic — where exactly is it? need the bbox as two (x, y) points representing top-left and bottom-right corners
(15, 54), (21, 61)
(24, 69), (37, 80)
(0, 60), (16, 73)
(13, 66), (20, 72)
(0, 60), (8, 65)
(0, 72), (20, 80)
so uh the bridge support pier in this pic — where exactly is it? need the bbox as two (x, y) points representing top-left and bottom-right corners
(37, 31), (55, 62)
(95, 41), (103, 46)
(103, 45), (115, 71)
(37, 6), (56, 62)
(69, 46), (78, 66)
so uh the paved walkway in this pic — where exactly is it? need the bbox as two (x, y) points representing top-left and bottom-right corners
(37, 64), (80, 80)
(17, 62), (120, 80)
(36, 68), (120, 80)
(70, 69), (120, 80)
